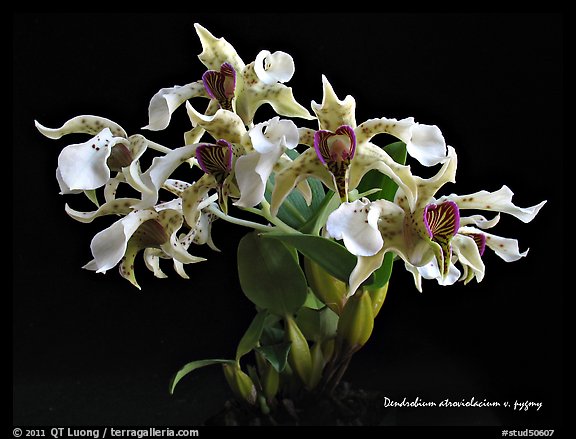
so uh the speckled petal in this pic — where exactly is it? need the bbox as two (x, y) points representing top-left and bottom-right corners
(460, 226), (529, 262)
(270, 148), (334, 216)
(65, 198), (139, 223)
(355, 117), (446, 167)
(194, 23), (245, 72)
(186, 103), (246, 144)
(157, 209), (206, 264)
(143, 248), (169, 279)
(438, 185), (546, 223)
(411, 146), (458, 209)
(143, 81), (208, 131)
(84, 209), (158, 273)
(58, 128), (129, 192)
(181, 173), (218, 228)
(326, 199), (383, 257)
(35, 115), (127, 139)
(235, 63), (314, 125)
(254, 50), (295, 85)
(349, 142), (418, 211)
(310, 75), (356, 131)
(119, 241), (142, 289)
(136, 144), (198, 209)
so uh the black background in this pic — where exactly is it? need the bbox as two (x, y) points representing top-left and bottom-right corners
(13, 13), (563, 427)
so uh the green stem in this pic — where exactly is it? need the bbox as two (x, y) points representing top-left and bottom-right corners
(242, 200), (301, 235)
(206, 204), (272, 232)
(145, 139), (175, 155)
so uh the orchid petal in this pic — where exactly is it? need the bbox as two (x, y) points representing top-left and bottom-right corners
(355, 117), (446, 166)
(185, 104), (247, 144)
(311, 75), (356, 131)
(452, 234), (485, 282)
(326, 199), (383, 257)
(417, 258), (461, 286)
(235, 63), (314, 125)
(143, 81), (208, 131)
(412, 146), (458, 209)
(84, 209), (157, 273)
(104, 175), (124, 202)
(234, 152), (274, 208)
(349, 251), (385, 298)
(65, 198), (139, 223)
(460, 226), (529, 262)
(56, 168), (80, 195)
(194, 23), (245, 72)
(163, 179), (192, 196)
(249, 117), (299, 154)
(119, 241), (142, 289)
(270, 148), (334, 216)
(35, 115), (126, 139)
(254, 50), (295, 85)
(58, 128), (128, 192)
(438, 185), (546, 223)
(182, 173), (218, 228)
(136, 144), (198, 209)
(143, 248), (169, 279)
(157, 209), (206, 264)
(459, 213), (501, 229)
(349, 142), (418, 211)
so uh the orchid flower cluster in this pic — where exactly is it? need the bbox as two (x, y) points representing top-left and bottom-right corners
(36, 24), (545, 410)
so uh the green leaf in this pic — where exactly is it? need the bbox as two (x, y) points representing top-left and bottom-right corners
(170, 359), (234, 394)
(256, 342), (292, 373)
(237, 232), (308, 315)
(296, 307), (339, 342)
(364, 252), (394, 291)
(298, 190), (339, 235)
(235, 309), (268, 362)
(357, 141), (407, 202)
(303, 288), (325, 310)
(262, 233), (356, 284)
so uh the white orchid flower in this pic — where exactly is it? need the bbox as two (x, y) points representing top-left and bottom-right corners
(234, 117), (299, 208)
(270, 76), (446, 214)
(144, 24), (313, 132)
(326, 147), (546, 295)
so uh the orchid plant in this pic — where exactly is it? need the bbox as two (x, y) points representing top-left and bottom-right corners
(36, 24), (546, 413)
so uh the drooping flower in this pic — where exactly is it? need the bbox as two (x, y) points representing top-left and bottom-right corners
(143, 24), (313, 132)
(326, 147), (546, 295)
(270, 76), (447, 214)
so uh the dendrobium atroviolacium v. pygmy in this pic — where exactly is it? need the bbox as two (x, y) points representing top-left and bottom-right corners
(326, 147), (547, 295)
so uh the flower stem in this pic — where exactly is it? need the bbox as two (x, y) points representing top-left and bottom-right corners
(206, 204), (272, 232)
(243, 200), (301, 234)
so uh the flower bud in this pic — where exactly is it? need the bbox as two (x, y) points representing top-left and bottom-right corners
(365, 282), (389, 318)
(336, 290), (374, 354)
(304, 258), (347, 315)
(222, 364), (257, 405)
(285, 316), (312, 388)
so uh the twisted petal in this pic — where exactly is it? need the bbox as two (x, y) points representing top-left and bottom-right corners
(417, 258), (461, 286)
(254, 50), (295, 85)
(356, 117), (446, 167)
(182, 173), (218, 227)
(411, 146), (458, 209)
(452, 234), (485, 282)
(459, 213), (501, 229)
(311, 75), (356, 131)
(270, 148), (334, 216)
(438, 185), (546, 223)
(35, 115), (127, 139)
(349, 142), (419, 211)
(186, 104), (247, 144)
(235, 63), (314, 125)
(136, 144), (198, 209)
(249, 117), (299, 154)
(143, 81), (208, 131)
(326, 199), (383, 257)
(156, 209), (206, 264)
(65, 198), (140, 223)
(143, 248), (169, 279)
(58, 128), (129, 192)
(84, 209), (157, 273)
(194, 23), (245, 72)
(460, 226), (528, 262)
